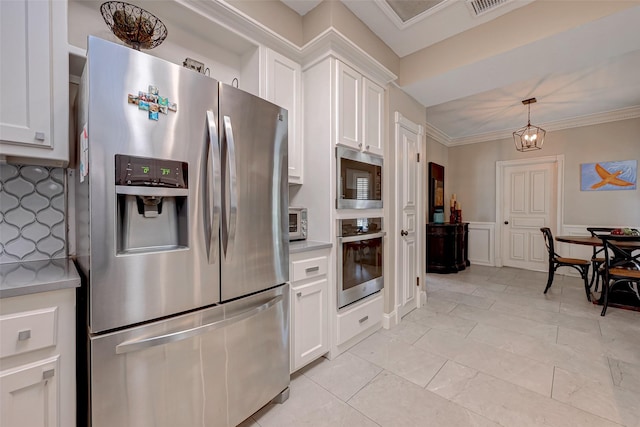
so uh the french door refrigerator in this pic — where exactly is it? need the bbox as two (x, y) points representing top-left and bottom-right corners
(74, 37), (289, 427)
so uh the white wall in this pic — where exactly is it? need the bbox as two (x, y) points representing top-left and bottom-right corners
(448, 118), (640, 226)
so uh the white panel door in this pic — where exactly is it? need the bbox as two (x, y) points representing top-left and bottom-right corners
(395, 115), (422, 318)
(502, 162), (555, 270)
(335, 61), (361, 150)
(362, 78), (384, 157)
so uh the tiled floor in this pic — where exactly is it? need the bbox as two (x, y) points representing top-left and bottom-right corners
(241, 266), (640, 427)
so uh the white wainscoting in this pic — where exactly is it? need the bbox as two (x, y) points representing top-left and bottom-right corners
(468, 222), (495, 266)
(556, 224), (593, 262)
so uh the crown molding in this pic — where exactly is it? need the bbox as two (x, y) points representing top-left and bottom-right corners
(433, 105), (640, 147)
(424, 123), (451, 146)
(300, 29), (397, 85)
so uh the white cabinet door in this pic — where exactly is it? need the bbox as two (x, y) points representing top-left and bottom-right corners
(336, 61), (385, 157)
(291, 278), (328, 372)
(265, 49), (303, 184)
(0, 0), (68, 166)
(336, 61), (362, 150)
(0, 357), (59, 427)
(0, 0), (51, 147)
(362, 78), (384, 157)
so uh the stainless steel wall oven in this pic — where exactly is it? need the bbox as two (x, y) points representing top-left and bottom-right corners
(337, 218), (384, 308)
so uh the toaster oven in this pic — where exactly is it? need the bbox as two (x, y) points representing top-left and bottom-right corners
(289, 207), (307, 241)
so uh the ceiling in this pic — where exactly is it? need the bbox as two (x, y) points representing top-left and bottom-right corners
(281, 0), (640, 145)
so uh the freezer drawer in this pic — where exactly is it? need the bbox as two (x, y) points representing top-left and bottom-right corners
(88, 285), (289, 427)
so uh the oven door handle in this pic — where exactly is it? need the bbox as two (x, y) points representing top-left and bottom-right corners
(115, 295), (282, 354)
(339, 231), (386, 243)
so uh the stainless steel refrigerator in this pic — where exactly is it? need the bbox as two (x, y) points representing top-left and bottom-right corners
(74, 37), (289, 427)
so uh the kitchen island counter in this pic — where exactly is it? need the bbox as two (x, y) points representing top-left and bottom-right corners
(0, 258), (80, 298)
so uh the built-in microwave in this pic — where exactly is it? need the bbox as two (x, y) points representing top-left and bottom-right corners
(288, 207), (307, 241)
(336, 147), (382, 209)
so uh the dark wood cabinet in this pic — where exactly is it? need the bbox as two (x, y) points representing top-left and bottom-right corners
(426, 223), (470, 273)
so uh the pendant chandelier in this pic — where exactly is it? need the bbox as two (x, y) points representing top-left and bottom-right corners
(513, 98), (545, 152)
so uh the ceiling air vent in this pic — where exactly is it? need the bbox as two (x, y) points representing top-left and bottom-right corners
(466, 0), (510, 17)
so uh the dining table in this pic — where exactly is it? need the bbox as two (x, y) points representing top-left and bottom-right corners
(555, 234), (640, 310)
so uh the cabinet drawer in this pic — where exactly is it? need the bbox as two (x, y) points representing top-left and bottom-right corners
(336, 294), (382, 345)
(291, 256), (328, 282)
(0, 307), (57, 359)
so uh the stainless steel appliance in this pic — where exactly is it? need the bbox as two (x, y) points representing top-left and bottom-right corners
(75, 37), (289, 427)
(288, 207), (307, 241)
(337, 218), (385, 308)
(336, 146), (383, 209)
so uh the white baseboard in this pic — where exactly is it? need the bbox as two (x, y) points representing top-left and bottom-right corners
(382, 309), (399, 329)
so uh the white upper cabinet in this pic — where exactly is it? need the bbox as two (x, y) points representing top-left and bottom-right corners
(335, 60), (385, 157)
(362, 78), (385, 157)
(0, 0), (68, 166)
(265, 49), (303, 185)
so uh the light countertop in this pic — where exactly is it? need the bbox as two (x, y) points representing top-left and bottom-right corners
(0, 258), (81, 299)
(289, 240), (332, 254)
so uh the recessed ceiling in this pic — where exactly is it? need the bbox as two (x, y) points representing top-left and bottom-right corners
(281, 0), (640, 145)
(385, 0), (445, 22)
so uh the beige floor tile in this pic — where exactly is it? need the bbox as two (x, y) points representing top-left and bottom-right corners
(377, 316), (430, 344)
(349, 332), (447, 387)
(403, 307), (477, 336)
(301, 352), (382, 401)
(473, 287), (561, 313)
(252, 374), (379, 427)
(467, 323), (612, 384)
(427, 289), (495, 309)
(609, 357), (640, 394)
(552, 367), (640, 427)
(421, 295), (458, 314)
(349, 370), (501, 427)
(427, 361), (622, 427)
(414, 328), (554, 396)
(449, 304), (559, 342)
(489, 299), (600, 335)
(558, 326), (640, 365)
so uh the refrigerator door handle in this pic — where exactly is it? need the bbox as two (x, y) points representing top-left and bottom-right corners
(206, 110), (221, 263)
(115, 295), (283, 354)
(223, 115), (238, 258)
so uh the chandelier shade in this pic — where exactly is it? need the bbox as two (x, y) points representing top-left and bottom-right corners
(513, 98), (545, 152)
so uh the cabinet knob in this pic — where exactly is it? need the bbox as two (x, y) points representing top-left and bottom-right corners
(358, 143), (362, 148)
(42, 369), (55, 380)
(366, 145), (370, 150)
(305, 266), (320, 273)
(504, 221), (509, 225)
(296, 292), (302, 297)
(400, 230), (408, 236)
(35, 132), (46, 141)
(18, 329), (31, 341)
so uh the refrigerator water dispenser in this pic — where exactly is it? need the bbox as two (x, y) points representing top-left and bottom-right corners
(115, 155), (189, 254)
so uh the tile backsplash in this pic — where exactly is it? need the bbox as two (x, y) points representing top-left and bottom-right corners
(0, 164), (66, 264)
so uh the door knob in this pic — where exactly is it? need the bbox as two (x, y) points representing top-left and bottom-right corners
(504, 221), (509, 224)
(400, 230), (408, 236)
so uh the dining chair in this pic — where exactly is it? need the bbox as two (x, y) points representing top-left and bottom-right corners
(540, 227), (591, 301)
(598, 234), (640, 316)
(586, 227), (615, 292)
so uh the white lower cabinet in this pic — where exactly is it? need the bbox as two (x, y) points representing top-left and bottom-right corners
(0, 356), (59, 427)
(290, 249), (330, 373)
(336, 293), (383, 346)
(0, 289), (75, 427)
